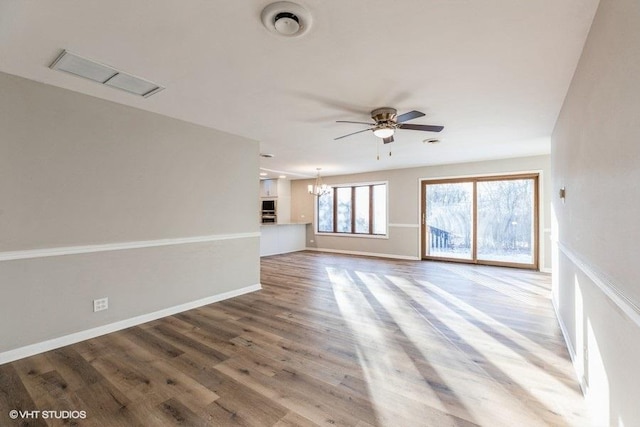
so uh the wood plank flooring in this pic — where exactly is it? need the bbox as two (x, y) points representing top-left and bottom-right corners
(0, 251), (589, 426)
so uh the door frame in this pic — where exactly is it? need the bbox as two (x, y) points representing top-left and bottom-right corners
(420, 173), (539, 270)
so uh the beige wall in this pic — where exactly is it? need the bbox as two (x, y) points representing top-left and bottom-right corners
(292, 155), (552, 269)
(0, 72), (260, 356)
(551, 0), (640, 424)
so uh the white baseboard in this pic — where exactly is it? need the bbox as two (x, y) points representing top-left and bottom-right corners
(260, 248), (304, 257)
(305, 247), (420, 261)
(0, 283), (261, 365)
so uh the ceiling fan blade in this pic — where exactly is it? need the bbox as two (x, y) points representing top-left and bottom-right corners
(398, 123), (444, 132)
(396, 110), (425, 123)
(334, 128), (373, 140)
(383, 135), (394, 144)
(336, 120), (376, 125)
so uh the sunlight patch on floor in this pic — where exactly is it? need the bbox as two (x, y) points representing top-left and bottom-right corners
(354, 270), (487, 425)
(407, 275), (577, 380)
(438, 264), (546, 306)
(407, 277), (585, 420)
(373, 273), (556, 426)
(326, 267), (456, 426)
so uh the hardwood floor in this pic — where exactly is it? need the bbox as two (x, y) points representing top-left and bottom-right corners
(0, 251), (589, 426)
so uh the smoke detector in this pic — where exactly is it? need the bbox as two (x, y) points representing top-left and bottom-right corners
(261, 2), (312, 37)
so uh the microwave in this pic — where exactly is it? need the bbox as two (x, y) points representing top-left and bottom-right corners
(261, 200), (276, 212)
(261, 200), (277, 224)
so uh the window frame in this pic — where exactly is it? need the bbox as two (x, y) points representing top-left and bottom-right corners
(315, 181), (388, 239)
(420, 173), (539, 269)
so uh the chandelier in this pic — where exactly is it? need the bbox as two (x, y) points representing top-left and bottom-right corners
(308, 168), (331, 197)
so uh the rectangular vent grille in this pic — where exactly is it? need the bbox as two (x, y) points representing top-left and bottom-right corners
(50, 50), (164, 98)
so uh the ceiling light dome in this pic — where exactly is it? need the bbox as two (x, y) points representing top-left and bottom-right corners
(373, 125), (395, 139)
(261, 2), (312, 37)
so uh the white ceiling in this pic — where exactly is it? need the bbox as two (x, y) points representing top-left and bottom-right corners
(0, 0), (599, 179)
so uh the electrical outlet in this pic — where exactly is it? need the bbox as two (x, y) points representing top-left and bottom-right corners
(93, 297), (108, 312)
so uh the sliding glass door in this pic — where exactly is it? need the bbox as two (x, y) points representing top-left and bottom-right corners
(423, 181), (474, 260)
(422, 174), (538, 269)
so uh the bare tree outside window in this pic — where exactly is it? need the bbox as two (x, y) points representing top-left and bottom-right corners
(426, 182), (473, 259)
(317, 190), (333, 232)
(423, 175), (537, 268)
(316, 184), (387, 236)
(477, 179), (534, 264)
(336, 187), (352, 233)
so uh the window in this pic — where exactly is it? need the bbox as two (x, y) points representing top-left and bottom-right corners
(317, 183), (387, 236)
(421, 174), (538, 269)
(336, 187), (352, 233)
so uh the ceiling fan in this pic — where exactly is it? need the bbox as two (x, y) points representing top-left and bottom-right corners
(334, 107), (444, 143)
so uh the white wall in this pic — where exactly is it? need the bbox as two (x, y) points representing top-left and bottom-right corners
(0, 72), (260, 361)
(291, 155), (552, 268)
(551, 0), (640, 424)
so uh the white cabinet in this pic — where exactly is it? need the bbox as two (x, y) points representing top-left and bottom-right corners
(276, 180), (291, 223)
(259, 179), (291, 223)
(260, 179), (278, 198)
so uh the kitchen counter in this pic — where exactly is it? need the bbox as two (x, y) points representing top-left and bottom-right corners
(260, 223), (309, 256)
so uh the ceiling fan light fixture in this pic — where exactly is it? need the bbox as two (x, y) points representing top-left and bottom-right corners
(334, 107), (444, 144)
(373, 126), (395, 139)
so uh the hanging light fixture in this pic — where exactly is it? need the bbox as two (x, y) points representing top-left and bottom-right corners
(308, 168), (331, 196)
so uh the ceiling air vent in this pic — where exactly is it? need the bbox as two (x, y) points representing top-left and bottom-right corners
(49, 50), (164, 98)
(261, 2), (312, 37)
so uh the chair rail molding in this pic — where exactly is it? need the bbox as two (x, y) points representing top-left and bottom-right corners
(557, 241), (640, 328)
(0, 232), (261, 262)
